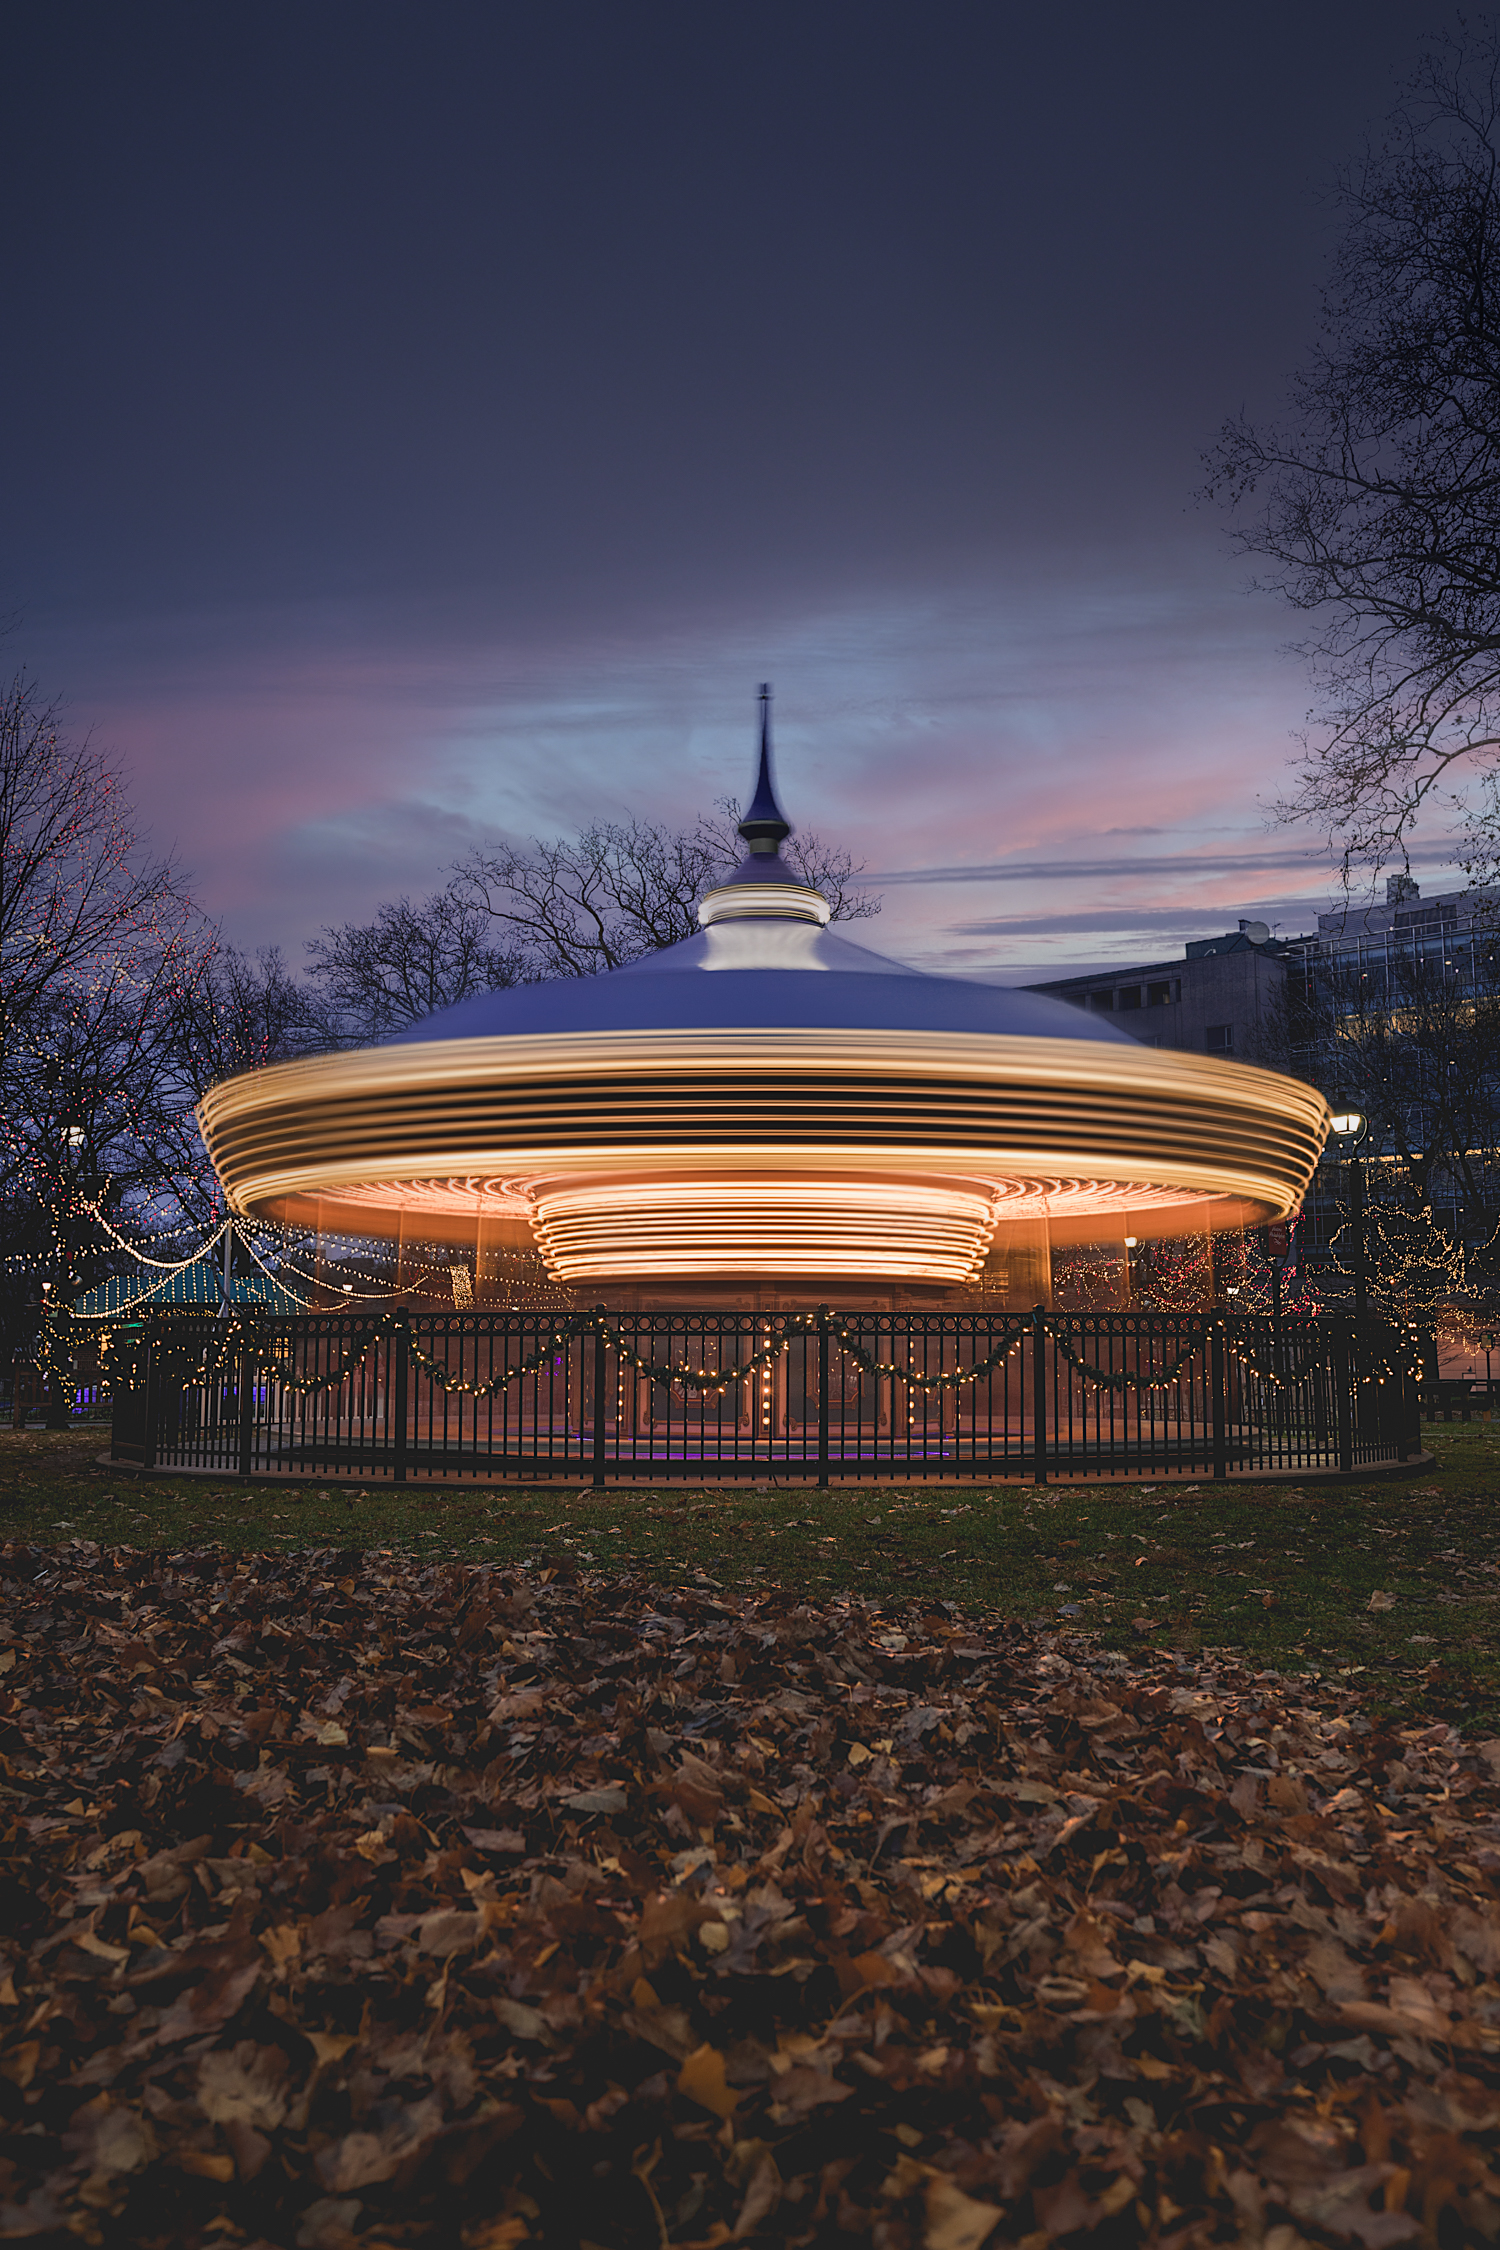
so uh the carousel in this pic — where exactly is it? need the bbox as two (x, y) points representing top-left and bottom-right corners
(196, 693), (1328, 1309)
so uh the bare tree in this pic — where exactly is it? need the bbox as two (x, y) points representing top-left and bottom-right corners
(1204, 30), (1500, 879)
(455, 807), (878, 980)
(0, 672), (190, 1069)
(169, 944), (322, 1091)
(304, 886), (532, 1042)
(0, 672), (210, 1365)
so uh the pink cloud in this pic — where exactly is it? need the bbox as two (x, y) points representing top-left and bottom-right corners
(38, 563), (1469, 972)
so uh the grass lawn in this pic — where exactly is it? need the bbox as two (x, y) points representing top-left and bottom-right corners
(4, 1418), (1498, 1726)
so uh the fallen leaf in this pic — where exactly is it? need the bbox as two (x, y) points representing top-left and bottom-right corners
(64, 2096), (157, 2178)
(177, 2148), (236, 2181)
(0, 2043), (40, 2090)
(461, 1826), (526, 1853)
(560, 1786), (629, 1814)
(924, 2173), (1004, 2250)
(197, 2043), (289, 2129)
(678, 2043), (739, 2118)
(414, 1909), (484, 1956)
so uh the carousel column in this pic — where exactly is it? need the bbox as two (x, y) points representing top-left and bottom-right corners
(396, 1205), (419, 1303)
(1002, 1216), (1052, 1478)
(1191, 1203), (1216, 1309)
(1121, 1219), (1139, 1309)
(1004, 1215), (1052, 1311)
(313, 1197), (337, 1306)
(474, 1198), (498, 1305)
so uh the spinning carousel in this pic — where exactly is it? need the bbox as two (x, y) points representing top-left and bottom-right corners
(196, 693), (1328, 1308)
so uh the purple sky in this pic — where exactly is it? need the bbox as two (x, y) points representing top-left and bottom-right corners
(4, 2), (1464, 981)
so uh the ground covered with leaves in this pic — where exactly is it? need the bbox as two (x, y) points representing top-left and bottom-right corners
(4, 1545), (1500, 2247)
(7, 1424), (1500, 1724)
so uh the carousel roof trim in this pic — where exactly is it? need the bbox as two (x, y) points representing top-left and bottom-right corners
(196, 1025), (1329, 1226)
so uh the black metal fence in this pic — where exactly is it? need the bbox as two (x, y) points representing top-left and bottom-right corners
(108, 1304), (1421, 1485)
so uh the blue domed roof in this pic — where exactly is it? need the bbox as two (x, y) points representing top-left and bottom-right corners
(387, 917), (1138, 1049)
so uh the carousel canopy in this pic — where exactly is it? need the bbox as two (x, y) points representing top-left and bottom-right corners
(73, 1258), (304, 1319)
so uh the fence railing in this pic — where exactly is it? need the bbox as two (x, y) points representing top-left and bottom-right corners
(107, 1304), (1422, 1485)
(4, 1381), (112, 1428)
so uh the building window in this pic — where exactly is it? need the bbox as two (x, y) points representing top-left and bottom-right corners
(1147, 980), (1173, 1006)
(1117, 986), (1143, 1010)
(1206, 1023), (1233, 1053)
(1089, 991), (1114, 1010)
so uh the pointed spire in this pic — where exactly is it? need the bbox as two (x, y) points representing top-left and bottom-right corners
(737, 683), (792, 855)
(696, 684), (830, 925)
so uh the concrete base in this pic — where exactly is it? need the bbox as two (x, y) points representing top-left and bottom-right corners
(96, 1449), (1436, 1492)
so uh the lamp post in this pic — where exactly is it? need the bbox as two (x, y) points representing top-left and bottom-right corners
(1328, 1104), (1370, 1328)
(42, 1127), (92, 1427)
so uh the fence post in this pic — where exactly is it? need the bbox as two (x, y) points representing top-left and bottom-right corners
(1210, 1319), (1228, 1480)
(392, 1320), (409, 1485)
(817, 1306), (830, 1488)
(593, 1310), (607, 1488)
(1404, 1327), (1422, 1459)
(141, 1320), (159, 1473)
(1031, 1305), (1048, 1484)
(1333, 1314), (1355, 1473)
(237, 1331), (254, 1482)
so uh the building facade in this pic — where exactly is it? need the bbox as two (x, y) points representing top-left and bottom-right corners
(1029, 877), (1500, 1270)
(1023, 919), (1293, 1061)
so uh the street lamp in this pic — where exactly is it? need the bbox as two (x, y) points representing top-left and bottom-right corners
(1328, 1102), (1369, 1325)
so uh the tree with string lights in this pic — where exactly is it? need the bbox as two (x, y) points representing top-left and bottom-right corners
(0, 667), (218, 1398)
(1328, 1187), (1492, 1383)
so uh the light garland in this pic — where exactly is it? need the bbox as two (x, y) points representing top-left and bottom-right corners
(78, 1198), (230, 1270)
(125, 1302), (1423, 1411)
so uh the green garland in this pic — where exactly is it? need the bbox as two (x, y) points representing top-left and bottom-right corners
(598, 1315), (817, 1395)
(826, 1319), (1031, 1392)
(1044, 1330), (1203, 1395)
(158, 1307), (823, 1401)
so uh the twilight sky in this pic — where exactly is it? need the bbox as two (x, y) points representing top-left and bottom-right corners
(1, 1), (1467, 979)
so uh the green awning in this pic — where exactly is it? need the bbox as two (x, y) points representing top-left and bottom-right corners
(73, 1257), (305, 1319)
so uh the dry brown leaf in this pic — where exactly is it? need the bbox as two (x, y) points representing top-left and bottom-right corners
(176, 2148), (236, 2182)
(196, 2043), (290, 2130)
(924, 2174), (1003, 2250)
(678, 2042), (739, 2118)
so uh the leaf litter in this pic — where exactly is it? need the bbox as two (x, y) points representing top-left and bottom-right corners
(1, 1541), (1500, 2245)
